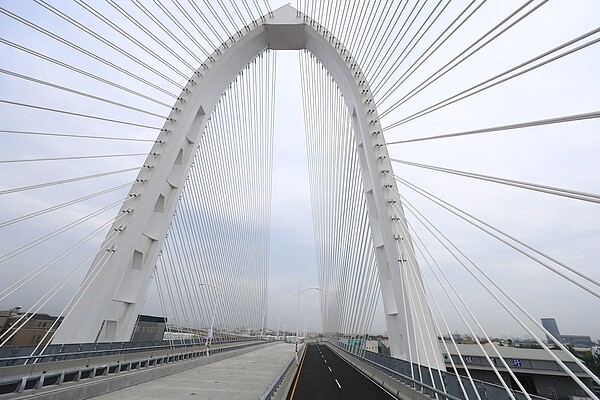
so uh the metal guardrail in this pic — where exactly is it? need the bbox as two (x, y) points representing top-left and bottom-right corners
(259, 343), (305, 400)
(0, 338), (252, 367)
(0, 341), (264, 396)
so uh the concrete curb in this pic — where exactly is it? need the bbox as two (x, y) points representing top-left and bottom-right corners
(273, 345), (305, 400)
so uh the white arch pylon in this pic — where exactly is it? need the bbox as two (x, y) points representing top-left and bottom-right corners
(53, 5), (444, 371)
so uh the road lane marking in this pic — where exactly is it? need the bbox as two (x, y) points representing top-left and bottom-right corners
(327, 345), (397, 399)
(328, 366), (332, 372)
(335, 378), (342, 389)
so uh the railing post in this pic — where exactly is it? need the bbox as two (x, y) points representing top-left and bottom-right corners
(16, 377), (26, 393)
(34, 375), (44, 390)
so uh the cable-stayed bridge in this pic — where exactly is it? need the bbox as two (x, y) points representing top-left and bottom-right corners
(0, 1), (599, 399)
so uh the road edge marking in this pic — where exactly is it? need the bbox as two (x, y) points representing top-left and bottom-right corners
(288, 344), (308, 400)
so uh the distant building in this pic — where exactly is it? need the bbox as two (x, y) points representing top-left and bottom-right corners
(558, 334), (594, 348)
(342, 336), (390, 356)
(377, 338), (390, 356)
(345, 338), (363, 350)
(444, 343), (594, 399)
(0, 307), (62, 347)
(130, 315), (167, 342)
(363, 340), (378, 353)
(460, 335), (477, 345)
(540, 318), (594, 347)
(541, 318), (560, 343)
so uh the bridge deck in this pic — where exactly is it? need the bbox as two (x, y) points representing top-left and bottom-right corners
(289, 343), (394, 399)
(92, 342), (296, 400)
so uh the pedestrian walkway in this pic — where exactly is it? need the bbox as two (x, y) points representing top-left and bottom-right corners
(93, 342), (296, 400)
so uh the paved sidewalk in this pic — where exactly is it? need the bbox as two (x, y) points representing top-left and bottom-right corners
(92, 342), (296, 400)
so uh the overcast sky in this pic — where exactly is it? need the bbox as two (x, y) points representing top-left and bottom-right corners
(0, 1), (599, 341)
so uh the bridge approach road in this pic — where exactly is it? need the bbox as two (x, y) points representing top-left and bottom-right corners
(288, 343), (396, 400)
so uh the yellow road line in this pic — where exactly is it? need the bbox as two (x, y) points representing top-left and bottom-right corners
(288, 345), (308, 400)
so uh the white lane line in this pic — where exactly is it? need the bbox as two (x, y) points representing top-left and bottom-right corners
(328, 366), (332, 372)
(324, 359), (327, 363)
(335, 378), (342, 389)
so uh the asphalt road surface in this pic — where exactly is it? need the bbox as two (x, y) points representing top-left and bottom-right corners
(287, 343), (396, 400)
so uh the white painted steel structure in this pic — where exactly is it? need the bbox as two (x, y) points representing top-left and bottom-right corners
(52, 5), (444, 370)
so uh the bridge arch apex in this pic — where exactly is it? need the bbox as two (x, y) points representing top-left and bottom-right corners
(53, 4), (444, 371)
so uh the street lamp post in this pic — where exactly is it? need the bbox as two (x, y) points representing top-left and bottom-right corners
(292, 286), (321, 363)
(303, 313), (316, 339)
(269, 316), (283, 340)
(260, 309), (266, 340)
(200, 283), (223, 356)
(275, 316), (281, 340)
(252, 308), (267, 340)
